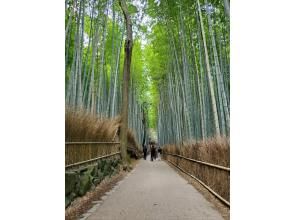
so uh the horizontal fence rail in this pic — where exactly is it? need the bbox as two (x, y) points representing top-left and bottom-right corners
(164, 153), (230, 171)
(163, 152), (230, 207)
(165, 159), (230, 207)
(65, 152), (120, 169)
(65, 142), (120, 145)
(65, 142), (121, 170)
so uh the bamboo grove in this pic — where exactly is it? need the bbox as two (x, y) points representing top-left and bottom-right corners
(65, 0), (146, 147)
(150, 0), (230, 145)
(65, 0), (230, 148)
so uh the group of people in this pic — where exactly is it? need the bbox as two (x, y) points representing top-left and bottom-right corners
(143, 142), (162, 161)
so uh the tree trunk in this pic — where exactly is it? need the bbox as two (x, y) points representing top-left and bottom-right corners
(119, 0), (133, 163)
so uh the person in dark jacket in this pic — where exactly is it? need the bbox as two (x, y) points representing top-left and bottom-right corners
(143, 144), (147, 160)
(151, 144), (155, 161)
(158, 147), (162, 154)
(154, 145), (157, 160)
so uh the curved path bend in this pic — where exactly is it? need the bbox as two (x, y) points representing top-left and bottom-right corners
(83, 156), (224, 220)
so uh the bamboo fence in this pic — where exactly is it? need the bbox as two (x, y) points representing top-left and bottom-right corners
(65, 142), (120, 169)
(163, 152), (230, 206)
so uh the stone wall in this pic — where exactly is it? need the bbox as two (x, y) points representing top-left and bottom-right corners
(65, 156), (121, 208)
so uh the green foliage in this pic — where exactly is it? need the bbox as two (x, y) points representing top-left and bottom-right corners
(128, 4), (138, 14)
(65, 0), (230, 141)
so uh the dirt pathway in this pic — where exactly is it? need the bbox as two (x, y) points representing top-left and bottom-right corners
(82, 156), (224, 220)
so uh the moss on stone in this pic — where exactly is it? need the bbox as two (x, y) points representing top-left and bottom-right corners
(65, 171), (79, 196)
(78, 173), (91, 196)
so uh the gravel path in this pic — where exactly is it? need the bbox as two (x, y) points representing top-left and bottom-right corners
(84, 156), (224, 220)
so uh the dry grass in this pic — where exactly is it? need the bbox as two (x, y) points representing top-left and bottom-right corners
(66, 108), (140, 146)
(126, 130), (142, 159)
(163, 136), (230, 202)
(66, 108), (121, 142)
(126, 130), (139, 149)
(65, 108), (141, 165)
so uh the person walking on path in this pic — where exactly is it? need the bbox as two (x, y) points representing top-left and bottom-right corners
(158, 146), (162, 160)
(150, 144), (155, 161)
(143, 144), (147, 160)
(154, 144), (158, 160)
